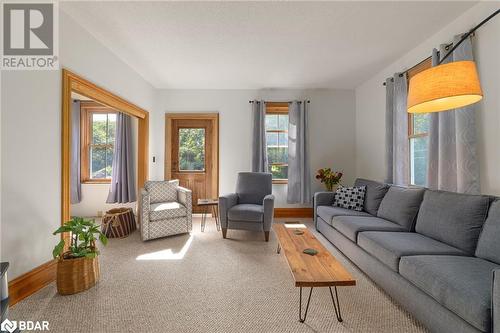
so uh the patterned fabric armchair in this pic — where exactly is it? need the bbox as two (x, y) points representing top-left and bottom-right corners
(219, 172), (274, 241)
(140, 180), (192, 241)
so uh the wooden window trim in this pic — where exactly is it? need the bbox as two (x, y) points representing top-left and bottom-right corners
(265, 104), (289, 184)
(80, 101), (117, 183)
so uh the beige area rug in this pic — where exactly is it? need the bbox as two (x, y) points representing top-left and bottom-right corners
(10, 218), (427, 333)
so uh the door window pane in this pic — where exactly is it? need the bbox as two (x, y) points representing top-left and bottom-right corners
(179, 128), (205, 171)
(410, 136), (428, 186)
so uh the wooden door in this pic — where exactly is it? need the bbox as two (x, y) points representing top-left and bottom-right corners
(165, 114), (219, 213)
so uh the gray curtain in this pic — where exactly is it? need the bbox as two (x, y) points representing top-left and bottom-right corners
(251, 100), (268, 172)
(287, 101), (311, 204)
(70, 100), (81, 204)
(107, 113), (137, 203)
(385, 73), (409, 185)
(427, 35), (480, 194)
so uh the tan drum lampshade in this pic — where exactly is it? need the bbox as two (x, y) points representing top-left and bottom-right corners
(407, 60), (483, 113)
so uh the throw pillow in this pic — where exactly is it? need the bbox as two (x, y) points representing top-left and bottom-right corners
(333, 186), (366, 211)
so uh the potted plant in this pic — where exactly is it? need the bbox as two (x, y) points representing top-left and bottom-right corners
(52, 217), (108, 295)
(315, 168), (343, 192)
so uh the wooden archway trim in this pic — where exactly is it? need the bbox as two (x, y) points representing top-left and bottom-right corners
(62, 69), (149, 242)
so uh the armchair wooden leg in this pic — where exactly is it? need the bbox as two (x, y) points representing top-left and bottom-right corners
(222, 228), (227, 239)
(264, 231), (270, 242)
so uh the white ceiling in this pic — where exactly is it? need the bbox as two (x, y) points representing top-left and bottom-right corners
(61, 1), (476, 89)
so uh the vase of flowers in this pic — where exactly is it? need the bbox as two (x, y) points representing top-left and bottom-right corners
(315, 168), (343, 192)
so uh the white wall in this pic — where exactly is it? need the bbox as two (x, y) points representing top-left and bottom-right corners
(70, 117), (138, 217)
(1, 9), (154, 279)
(152, 89), (356, 207)
(355, 2), (500, 195)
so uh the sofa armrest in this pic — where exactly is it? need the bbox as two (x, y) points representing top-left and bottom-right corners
(177, 186), (193, 232)
(219, 193), (238, 229)
(493, 269), (500, 333)
(313, 191), (336, 229)
(140, 189), (150, 240)
(263, 194), (275, 232)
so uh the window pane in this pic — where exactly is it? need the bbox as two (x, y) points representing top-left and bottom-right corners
(278, 132), (288, 147)
(106, 146), (114, 178)
(270, 165), (288, 180)
(90, 147), (107, 179)
(266, 132), (278, 147)
(278, 114), (288, 130)
(265, 114), (278, 130)
(267, 147), (288, 164)
(107, 113), (116, 144)
(92, 114), (107, 144)
(179, 128), (205, 171)
(410, 136), (428, 186)
(413, 113), (429, 135)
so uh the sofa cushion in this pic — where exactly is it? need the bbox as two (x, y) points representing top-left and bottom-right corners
(150, 202), (187, 221)
(476, 199), (500, 264)
(145, 180), (179, 204)
(415, 190), (490, 255)
(399, 255), (499, 332)
(228, 204), (263, 222)
(358, 232), (466, 272)
(354, 178), (390, 215)
(317, 206), (371, 225)
(331, 216), (406, 242)
(377, 187), (425, 231)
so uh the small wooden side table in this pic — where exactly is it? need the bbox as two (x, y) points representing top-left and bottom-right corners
(197, 199), (220, 232)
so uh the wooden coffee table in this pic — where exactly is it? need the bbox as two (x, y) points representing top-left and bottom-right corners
(273, 223), (356, 323)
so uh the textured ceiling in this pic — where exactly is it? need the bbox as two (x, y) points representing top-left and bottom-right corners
(61, 1), (476, 89)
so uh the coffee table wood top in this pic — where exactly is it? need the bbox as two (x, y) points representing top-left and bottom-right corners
(273, 224), (356, 288)
(197, 198), (218, 206)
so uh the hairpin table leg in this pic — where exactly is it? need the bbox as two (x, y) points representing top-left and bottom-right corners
(299, 287), (313, 323)
(329, 286), (343, 322)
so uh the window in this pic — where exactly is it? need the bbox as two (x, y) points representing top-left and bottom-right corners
(178, 128), (205, 171)
(81, 102), (117, 183)
(265, 103), (289, 183)
(407, 58), (432, 186)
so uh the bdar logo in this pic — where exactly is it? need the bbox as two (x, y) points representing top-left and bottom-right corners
(1, 319), (18, 333)
(3, 3), (54, 56)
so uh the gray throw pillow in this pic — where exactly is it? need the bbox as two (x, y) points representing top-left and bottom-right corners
(377, 186), (425, 231)
(354, 178), (390, 215)
(415, 190), (490, 255)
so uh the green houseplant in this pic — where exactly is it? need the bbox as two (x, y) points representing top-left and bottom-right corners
(315, 168), (343, 192)
(52, 217), (108, 295)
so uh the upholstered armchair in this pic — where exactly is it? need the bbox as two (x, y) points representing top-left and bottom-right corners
(140, 180), (192, 241)
(219, 172), (275, 241)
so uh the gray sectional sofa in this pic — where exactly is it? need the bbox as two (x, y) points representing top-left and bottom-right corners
(314, 178), (500, 333)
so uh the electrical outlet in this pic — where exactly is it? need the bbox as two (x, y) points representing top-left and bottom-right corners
(97, 210), (103, 217)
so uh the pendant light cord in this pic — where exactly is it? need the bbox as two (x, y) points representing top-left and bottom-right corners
(438, 9), (500, 64)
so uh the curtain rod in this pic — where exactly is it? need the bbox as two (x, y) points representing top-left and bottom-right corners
(248, 100), (310, 103)
(381, 30), (480, 87)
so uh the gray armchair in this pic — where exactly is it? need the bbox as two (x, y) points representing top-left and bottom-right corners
(140, 180), (192, 241)
(219, 172), (274, 241)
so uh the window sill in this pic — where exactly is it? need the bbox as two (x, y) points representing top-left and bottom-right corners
(272, 179), (288, 185)
(82, 180), (111, 184)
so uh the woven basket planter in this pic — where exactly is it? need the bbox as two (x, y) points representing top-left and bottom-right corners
(56, 254), (100, 295)
(101, 208), (137, 238)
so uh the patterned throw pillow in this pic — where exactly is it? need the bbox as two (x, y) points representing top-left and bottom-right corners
(333, 186), (366, 211)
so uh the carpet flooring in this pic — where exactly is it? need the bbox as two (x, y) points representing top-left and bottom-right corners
(10, 217), (427, 333)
